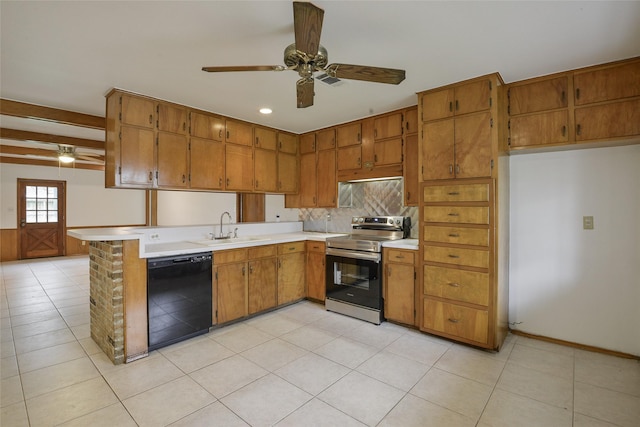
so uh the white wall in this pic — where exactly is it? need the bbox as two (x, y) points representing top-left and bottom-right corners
(0, 164), (146, 228)
(509, 144), (640, 355)
(156, 192), (299, 226)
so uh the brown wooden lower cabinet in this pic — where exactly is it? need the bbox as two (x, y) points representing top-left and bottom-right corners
(383, 248), (416, 326)
(277, 242), (306, 305)
(306, 241), (326, 301)
(422, 298), (489, 345)
(248, 245), (277, 314)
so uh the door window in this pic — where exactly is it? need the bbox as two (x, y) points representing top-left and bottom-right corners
(25, 185), (59, 223)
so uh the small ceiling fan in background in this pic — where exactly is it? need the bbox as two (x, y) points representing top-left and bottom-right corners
(202, 1), (406, 108)
(54, 145), (104, 164)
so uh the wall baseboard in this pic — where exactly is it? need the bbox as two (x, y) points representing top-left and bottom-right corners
(510, 329), (639, 360)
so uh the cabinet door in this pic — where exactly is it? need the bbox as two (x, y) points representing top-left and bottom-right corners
(278, 152), (298, 193)
(404, 107), (418, 135)
(121, 95), (155, 128)
(336, 122), (362, 147)
(299, 133), (316, 154)
(254, 127), (277, 150)
(254, 148), (278, 192)
(374, 112), (403, 140)
(299, 152), (317, 207)
(455, 80), (491, 116)
(157, 103), (187, 134)
(157, 133), (189, 188)
(575, 99), (640, 142)
(191, 111), (224, 141)
(421, 120), (455, 180)
(120, 126), (155, 187)
(385, 262), (414, 325)
(337, 146), (362, 171)
(574, 60), (640, 106)
(190, 137), (224, 190)
(225, 144), (253, 190)
(317, 149), (336, 207)
(421, 88), (454, 122)
(306, 248), (326, 301)
(278, 132), (298, 154)
(403, 134), (419, 206)
(454, 112), (493, 179)
(317, 129), (336, 150)
(509, 76), (568, 115)
(278, 252), (306, 305)
(248, 258), (277, 314)
(510, 111), (569, 148)
(225, 120), (253, 146)
(216, 263), (247, 323)
(374, 138), (403, 166)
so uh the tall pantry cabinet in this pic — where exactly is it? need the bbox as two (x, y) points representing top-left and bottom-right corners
(417, 73), (509, 351)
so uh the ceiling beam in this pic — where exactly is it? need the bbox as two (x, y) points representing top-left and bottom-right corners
(0, 156), (105, 171)
(0, 99), (105, 130)
(0, 145), (105, 162)
(0, 128), (104, 150)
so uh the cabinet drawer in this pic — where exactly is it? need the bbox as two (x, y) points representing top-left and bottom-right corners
(423, 183), (489, 202)
(423, 245), (489, 269)
(423, 226), (489, 247)
(424, 266), (489, 306)
(385, 249), (415, 265)
(423, 206), (489, 225)
(248, 244), (276, 259)
(214, 248), (247, 264)
(278, 241), (305, 255)
(307, 241), (326, 253)
(422, 298), (488, 344)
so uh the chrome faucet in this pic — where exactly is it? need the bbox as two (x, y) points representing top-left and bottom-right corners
(217, 211), (232, 239)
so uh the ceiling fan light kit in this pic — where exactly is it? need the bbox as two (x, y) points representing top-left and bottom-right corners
(202, 1), (406, 108)
(57, 145), (75, 163)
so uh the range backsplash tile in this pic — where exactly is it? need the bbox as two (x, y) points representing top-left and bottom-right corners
(300, 178), (418, 238)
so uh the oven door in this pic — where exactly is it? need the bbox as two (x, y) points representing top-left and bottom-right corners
(325, 248), (382, 310)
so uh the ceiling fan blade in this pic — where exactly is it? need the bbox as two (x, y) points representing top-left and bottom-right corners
(325, 64), (406, 85)
(202, 65), (285, 72)
(296, 78), (314, 108)
(293, 1), (324, 57)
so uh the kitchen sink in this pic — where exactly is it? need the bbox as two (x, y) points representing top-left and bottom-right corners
(190, 236), (271, 246)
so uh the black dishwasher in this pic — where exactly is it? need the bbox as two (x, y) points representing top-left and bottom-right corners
(147, 252), (212, 351)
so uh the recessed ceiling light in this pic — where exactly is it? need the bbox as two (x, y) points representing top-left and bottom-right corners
(259, 107), (272, 115)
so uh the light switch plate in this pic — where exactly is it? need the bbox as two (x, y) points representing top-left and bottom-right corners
(583, 216), (594, 230)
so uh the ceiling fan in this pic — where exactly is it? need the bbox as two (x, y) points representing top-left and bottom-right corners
(202, 1), (406, 108)
(54, 145), (104, 164)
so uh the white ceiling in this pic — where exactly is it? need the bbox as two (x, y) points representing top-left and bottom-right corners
(1, 1), (639, 135)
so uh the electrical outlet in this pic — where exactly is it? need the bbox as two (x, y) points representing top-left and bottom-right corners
(583, 216), (594, 230)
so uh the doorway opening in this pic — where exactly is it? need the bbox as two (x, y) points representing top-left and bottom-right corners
(17, 179), (67, 259)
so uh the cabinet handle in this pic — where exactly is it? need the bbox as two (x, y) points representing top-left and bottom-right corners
(449, 164), (453, 174)
(278, 260), (282, 268)
(148, 171), (153, 181)
(149, 115), (153, 124)
(226, 178), (230, 186)
(448, 282), (460, 287)
(576, 88), (580, 100)
(455, 165), (460, 174)
(448, 233), (460, 237)
(219, 178), (223, 187)
(455, 100), (459, 111)
(255, 137), (259, 146)
(448, 254), (460, 259)
(406, 121), (410, 131)
(374, 129), (377, 138)
(449, 101), (453, 112)
(576, 124), (582, 136)
(561, 91), (565, 103)
(226, 130), (230, 139)
(447, 213), (459, 217)
(447, 191), (459, 196)
(242, 266), (245, 276)
(562, 125), (566, 137)
(374, 154), (378, 163)
(357, 157), (361, 166)
(182, 175), (186, 183)
(219, 129), (223, 139)
(249, 265), (253, 274)
(407, 191), (411, 200)
(357, 133), (361, 142)
(255, 180), (259, 188)
(312, 142), (315, 151)
(183, 122), (186, 131)
(448, 318), (460, 323)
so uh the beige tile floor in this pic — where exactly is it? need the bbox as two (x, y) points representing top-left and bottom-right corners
(1, 256), (639, 426)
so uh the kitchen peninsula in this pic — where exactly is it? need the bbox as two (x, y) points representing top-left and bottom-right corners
(68, 221), (348, 364)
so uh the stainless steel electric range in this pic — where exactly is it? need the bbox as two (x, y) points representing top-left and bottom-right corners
(325, 216), (411, 324)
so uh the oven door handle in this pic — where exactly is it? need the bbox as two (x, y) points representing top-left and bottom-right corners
(326, 248), (381, 262)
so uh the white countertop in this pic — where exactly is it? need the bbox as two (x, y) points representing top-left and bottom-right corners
(382, 239), (419, 250)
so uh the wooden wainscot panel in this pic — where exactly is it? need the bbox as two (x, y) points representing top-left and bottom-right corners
(0, 229), (18, 261)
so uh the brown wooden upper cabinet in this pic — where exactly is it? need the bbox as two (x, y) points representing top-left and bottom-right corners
(157, 103), (188, 135)
(509, 76), (569, 115)
(190, 111), (224, 142)
(225, 119), (253, 146)
(374, 112), (403, 140)
(254, 126), (277, 150)
(278, 132), (298, 154)
(336, 122), (362, 147)
(404, 107), (418, 135)
(316, 128), (336, 150)
(300, 133), (316, 154)
(422, 79), (492, 122)
(120, 95), (155, 128)
(574, 60), (640, 106)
